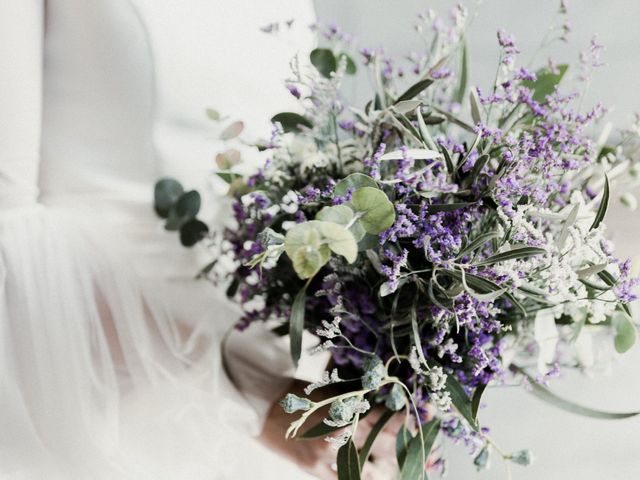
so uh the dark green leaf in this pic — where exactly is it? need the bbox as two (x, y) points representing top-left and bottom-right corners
(446, 376), (479, 431)
(399, 418), (441, 480)
(271, 112), (313, 133)
(590, 175), (609, 231)
(396, 425), (414, 469)
(465, 154), (490, 186)
(154, 178), (183, 218)
(521, 64), (568, 103)
(423, 202), (473, 213)
(215, 171), (243, 184)
(395, 78), (434, 104)
(441, 148), (455, 174)
(359, 409), (395, 468)
(301, 420), (342, 439)
(337, 439), (361, 480)
(474, 246), (546, 267)
(179, 219), (209, 247)
(310, 48), (337, 78)
(165, 190), (201, 231)
(514, 366), (640, 419)
(338, 53), (357, 75)
(471, 383), (487, 420)
(456, 231), (500, 260)
(289, 287), (307, 367)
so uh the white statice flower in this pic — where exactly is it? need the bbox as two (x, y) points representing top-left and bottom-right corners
(304, 368), (342, 395)
(408, 346), (427, 375)
(427, 365), (448, 391)
(280, 190), (299, 214)
(316, 316), (342, 339)
(324, 428), (353, 451)
(242, 295), (266, 313)
(310, 340), (335, 354)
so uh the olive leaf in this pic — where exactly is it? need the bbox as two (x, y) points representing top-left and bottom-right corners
(446, 375), (479, 431)
(469, 87), (482, 124)
(350, 187), (396, 235)
(395, 78), (434, 103)
(358, 409), (395, 468)
(337, 439), (361, 480)
(590, 174), (609, 231)
(521, 64), (569, 103)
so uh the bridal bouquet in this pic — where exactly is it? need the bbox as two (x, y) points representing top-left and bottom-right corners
(155, 5), (640, 478)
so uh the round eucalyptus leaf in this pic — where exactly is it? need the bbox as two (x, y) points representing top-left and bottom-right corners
(350, 187), (396, 234)
(315, 206), (365, 242)
(613, 312), (636, 353)
(317, 221), (358, 263)
(334, 173), (378, 198)
(176, 190), (201, 218)
(180, 219), (209, 247)
(316, 205), (354, 224)
(291, 246), (325, 279)
(284, 222), (330, 278)
(310, 48), (337, 78)
(358, 233), (380, 251)
(205, 108), (221, 121)
(154, 178), (183, 218)
(219, 121), (244, 141)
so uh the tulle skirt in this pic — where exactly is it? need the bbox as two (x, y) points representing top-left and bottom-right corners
(0, 206), (313, 479)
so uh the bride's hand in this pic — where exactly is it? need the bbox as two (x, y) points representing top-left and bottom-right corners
(260, 381), (403, 480)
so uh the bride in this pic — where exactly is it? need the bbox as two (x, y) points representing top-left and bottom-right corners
(0, 1), (397, 479)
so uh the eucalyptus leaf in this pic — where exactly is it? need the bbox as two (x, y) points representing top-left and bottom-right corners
(271, 112), (313, 133)
(350, 187), (396, 235)
(513, 366), (640, 419)
(613, 312), (637, 354)
(446, 375), (479, 431)
(289, 287), (307, 368)
(316, 205), (365, 241)
(179, 219), (209, 247)
(154, 178), (183, 218)
(301, 420), (342, 439)
(291, 246), (326, 279)
(220, 121), (244, 141)
(215, 171), (243, 184)
(590, 174), (609, 230)
(399, 418), (441, 480)
(471, 383), (487, 420)
(396, 425), (414, 469)
(205, 108), (221, 121)
(165, 190), (201, 231)
(358, 233), (380, 251)
(317, 221), (358, 263)
(310, 48), (337, 78)
(359, 409), (395, 468)
(284, 222), (330, 278)
(337, 439), (361, 480)
(395, 78), (434, 103)
(334, 173), (378, 197)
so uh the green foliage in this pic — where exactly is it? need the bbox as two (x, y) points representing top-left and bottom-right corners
(334, 173), (378, 197)
(337, 439), (361, 480)
(271, 112), (313, 133)
(613, 312), (637, 353)
(590, 175), (609, 230)
(521, 64), (569, 103)
(154, 178), (183, 218)
(310, 48), (337, 78)
(399, 418), (441, 480)
(446, 375), (479, 431)
(289, 287), (307, 367)
(349, 187), (396, 235)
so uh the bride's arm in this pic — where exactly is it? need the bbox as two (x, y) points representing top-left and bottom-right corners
(0, 0), (43, 208)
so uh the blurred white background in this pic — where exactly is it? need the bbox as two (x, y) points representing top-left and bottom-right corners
(313, 1), (640, 478)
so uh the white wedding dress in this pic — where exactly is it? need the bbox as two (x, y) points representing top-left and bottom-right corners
(0, 1), (318, 479)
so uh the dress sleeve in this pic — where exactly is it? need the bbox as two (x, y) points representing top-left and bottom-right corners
(0, 0), (43, 209)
